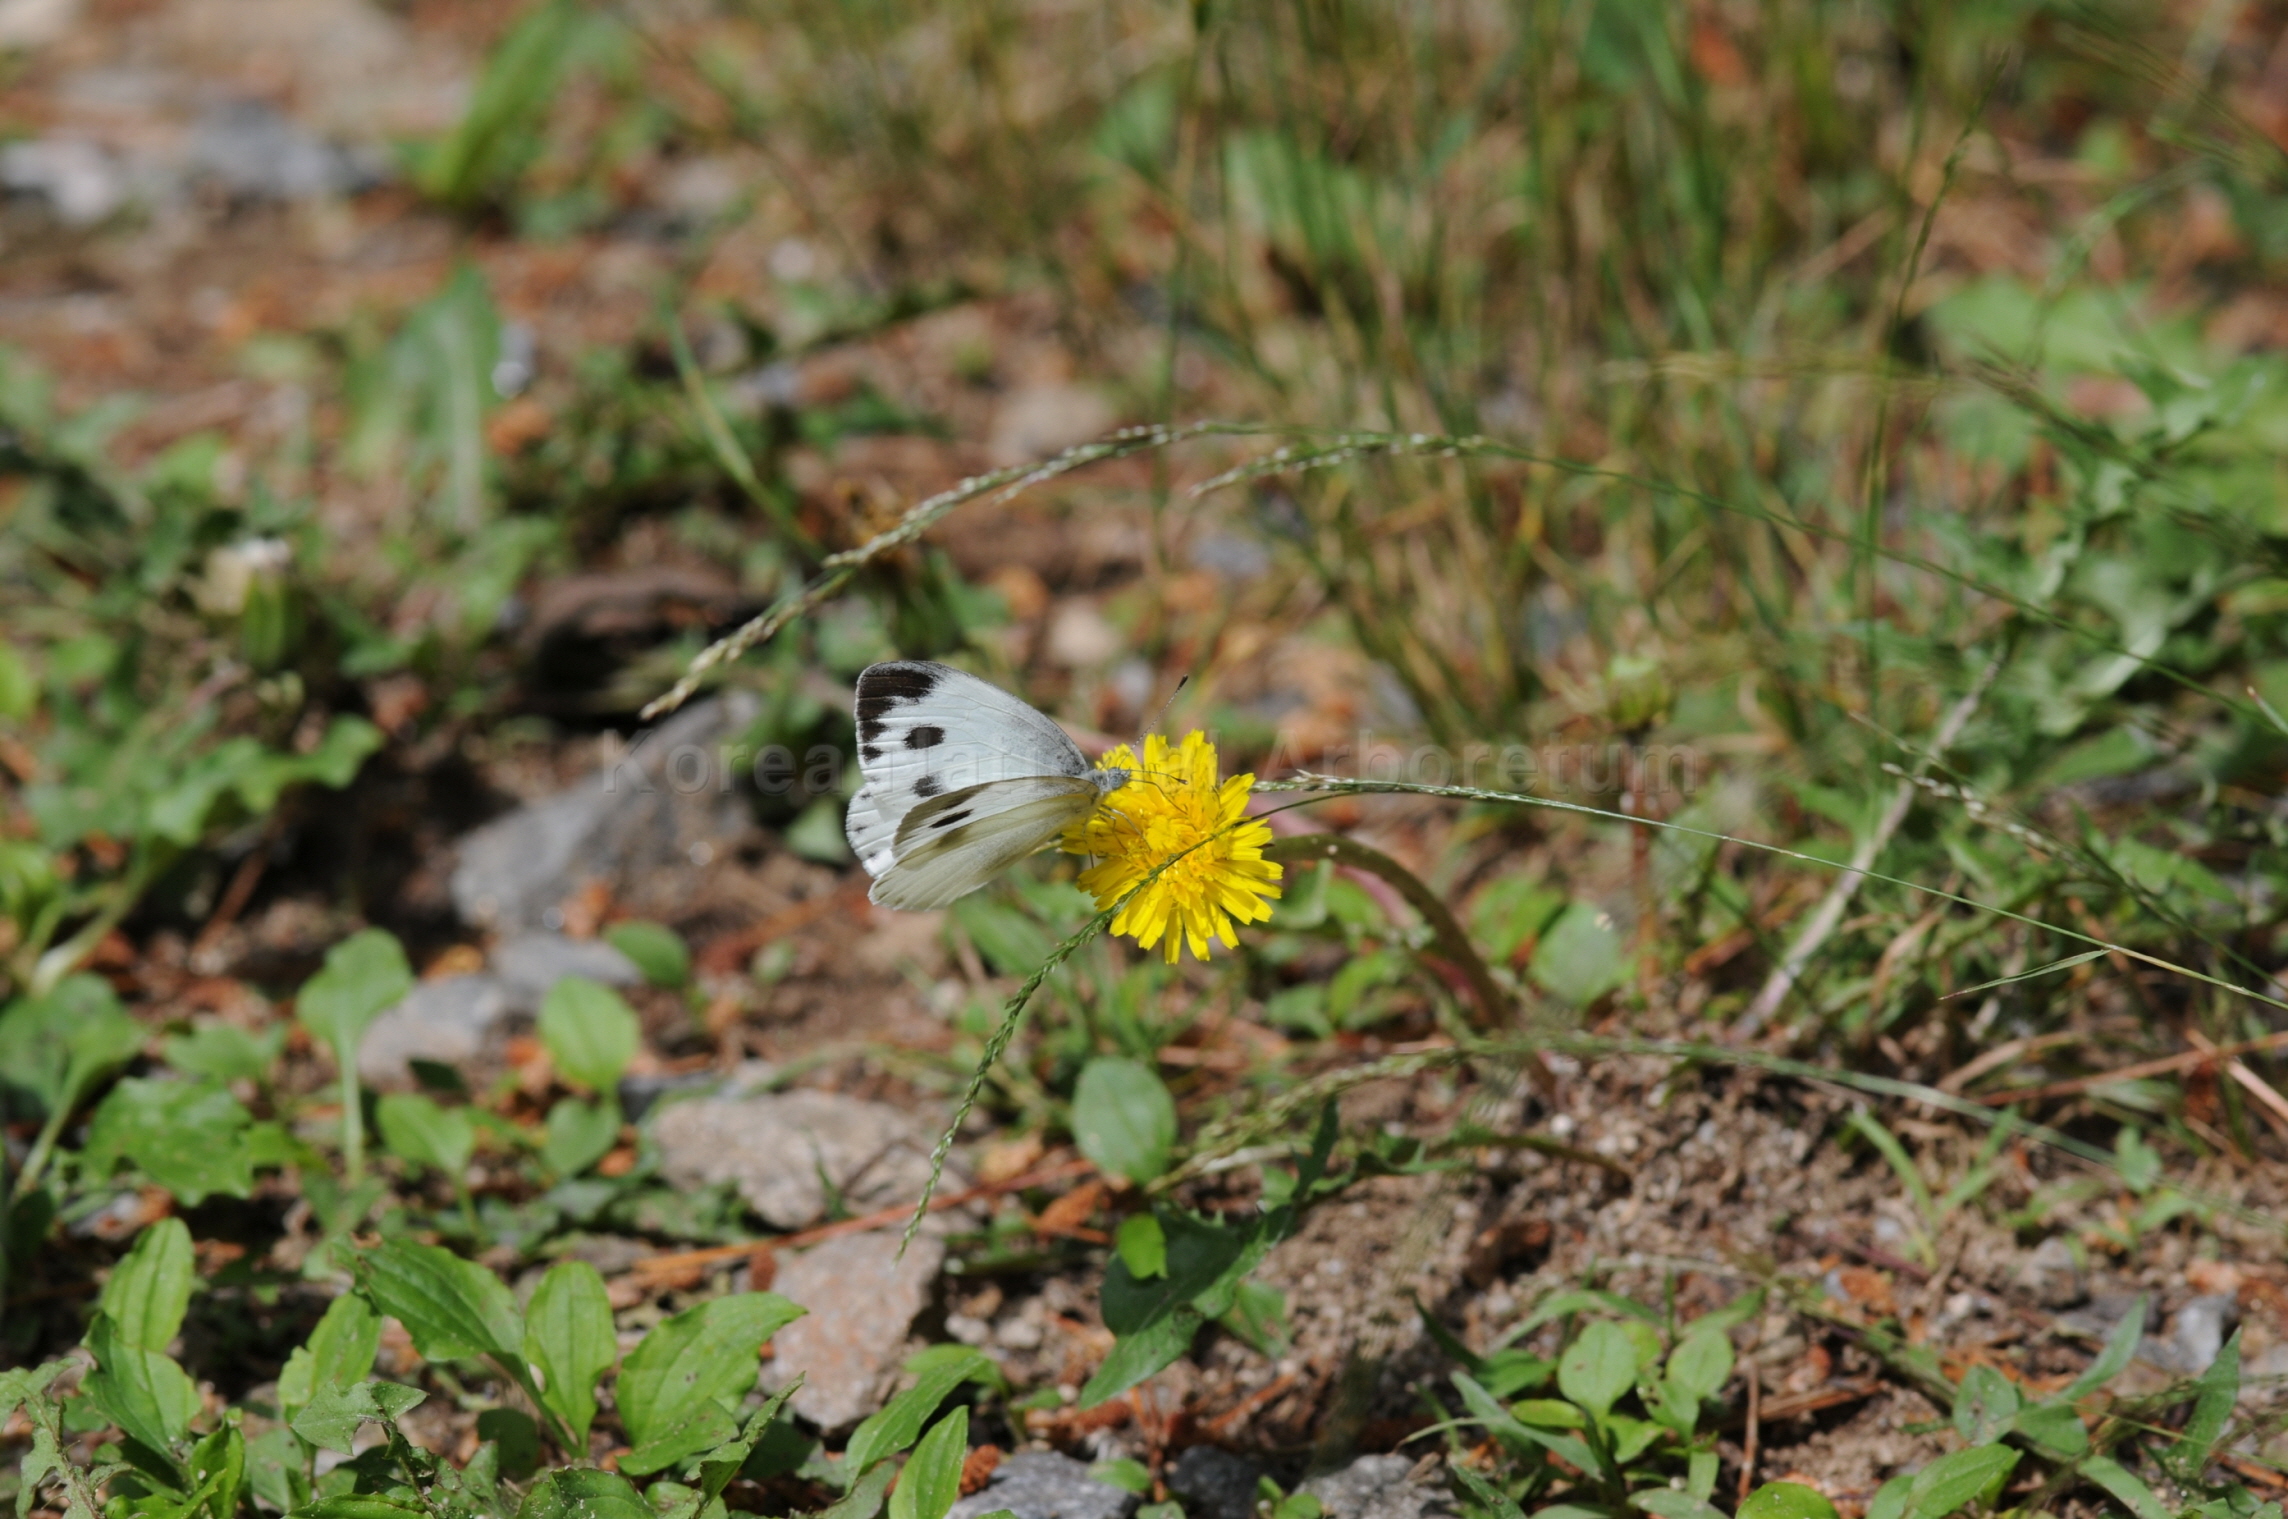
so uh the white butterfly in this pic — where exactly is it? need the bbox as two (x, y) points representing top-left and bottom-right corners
(843, 660), (1132, 910)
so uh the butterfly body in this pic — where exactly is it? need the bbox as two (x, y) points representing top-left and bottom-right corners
(844, 660), (1129, 909)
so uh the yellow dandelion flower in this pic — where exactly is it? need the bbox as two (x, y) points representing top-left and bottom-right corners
(1061, 731), (1283, 963)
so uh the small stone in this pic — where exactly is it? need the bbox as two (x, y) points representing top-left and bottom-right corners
(358, 976), (512, 1090)
(0, 136), (127, 225)
(650, 1088), (958, 1230)
(1300, 1455), (1453, 1519)
(2149, 1295), (2237, 1375)
(450, 694), (756, 933)
(1170, 1446), (1264, 1519)
(765, 1231), (944, 1432)
(492, 933), (641, 1010)
(947, 1452), (1141, 1519)
(2016, 1235), (2084, 1308)
(187, 100), (377, 200)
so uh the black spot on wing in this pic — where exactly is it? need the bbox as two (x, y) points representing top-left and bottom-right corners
(906, 725), (946, 750)
(914, 775), (942, 798)
(928, 809), (972, 831)
(861, 744), (882, 762)
(860, 664), (941, 703)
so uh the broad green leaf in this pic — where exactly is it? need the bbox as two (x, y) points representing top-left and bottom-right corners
(1529, 903), (1627, 1006)
(245, 1426), (311, 1515)
(296, 931), (413, 1058)
(618, 1293), (804, 1476)
(1071, 1058), (1176, 1183)
(86, 1078), (255, 1204)
(289, 1381), (427, 1455)
(83, 1313), (200, 1461)
(1454, 1373), (1597, 1473)
(356, 1239), (522, 1366)
(1951, 1364), (2019, 1445)
(605, 921), (690, 988)
(1736, 1483), (1840, 1519)
(847, 1348), (992, 1473)
(100, 1218), (195, 1350)
(523, 1261), (615, 1446)
(2010, 1399), (2086, 1459)
(0, 974), (142, 1118)
(1556, 1320), (1636, 1420)
(1218, 1279), (1288, 1356)
(1865, 1474), (1911, 1519)
(1632, 1491), (1724, 1519)
(2169, 1328), (2242, 1477)
(537, 977), (640, 1094)
(188, 1423), (246, 1519)
(517, 1470), (654, 1519)
(291, 1497), (430, 1519)
(278, 1294), (382, 1422)
(1114, 1213), (1167, 1279)
(1088, 1459), (1152, 1495)
(819, 1462), (896, 1519)
(697, 1383), (800, 1504)
(2081, 1456), (2172, 1519)
(376, 1093), (475, 1177)
(1905, 1445), (2017, 1519)
(1098, 1208), (1256, 1340)
(2063, 1295), (2147, 1399)
(887, 1409), (968, 1519)
(1665, 1328), (1732, 1404)
(161, 1023), (286, 1085)
(542, 1096), (618, 1177)
(1078, 1310), (1198, 1409)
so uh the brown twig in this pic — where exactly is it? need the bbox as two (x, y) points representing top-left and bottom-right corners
(2185, 1029), (2288, 1144)
(621, 1157), (1095, 1284)
(1738, 1369), (1760, 1505)
(1936, 1030), (2083, 1093)
(1970, 1028), (2288, 1106)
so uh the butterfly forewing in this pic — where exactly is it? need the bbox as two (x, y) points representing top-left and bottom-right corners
(869, 779), (1103, 910)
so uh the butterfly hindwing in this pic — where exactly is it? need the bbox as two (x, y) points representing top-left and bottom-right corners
(869, 777), (1103, 910)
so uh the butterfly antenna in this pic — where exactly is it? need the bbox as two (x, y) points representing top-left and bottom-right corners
(1140, 674), (1189, 746)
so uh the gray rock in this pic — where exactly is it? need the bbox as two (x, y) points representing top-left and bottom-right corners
(1300, 1456), (1452, 1519)
(649, 1087), (957, 1230)
(948, 1453), (1141, 1519)
(450, 693), (757, 933)
(1170, 1446), (1264, 1519)
(358, 975), (512, 1090)
(764, 1230), (945, 1432)
(0, 136), (127, 225)
(493, 932), (641, 1010)
(187, 100), (379, 200)
(2016, 1235), (2084, 1308)
(2147, 1294), (2238, 1375)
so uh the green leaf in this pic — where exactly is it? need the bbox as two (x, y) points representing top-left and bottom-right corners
(1556, 1320), (1636, 1420)
(2169, 1328), (2242, 1477)
(847, 1348), (992, 1473)
(605, 921), (690, 989)
(516, 1469), (654, 1519)
(477, 1408), (541, 1482)
(291, 1497), (430, 1519)
(1079, 1310), (1200, 1409)
(1736, 1483), (1839, 1519)
(100, 1218), (195, 1350)
(1665, 1327), (1732, 1404)
(542, 1096), (619, 1177)
(820, 1461), (896, 1519)
(160, 1023), (286, 1085)
(1446, 1464), (1523, 1519)
(2081, 1456), (2172, 1519)
(0, 973), (142, 1118)
(1088, 1459), (1152, 1496)
(1218, 1279), (1289, 1356)
(887, 1409), (968, 1519)
(618, 1293), (805, 1476)
(376, 1093), (476, 1177)
(1904, 1445), (2017, 1519)
(523, 1260), (615, 1447)
(1071, 1057), (1177, 1184)
(278, 1294), (382, 1422)
(83, 1313), (200, 1462)
(538, 977), (640, 1094)
(1528, 903), (1627, 1006)
(86, 1078), (256, 1204)
(2063, 1295), (2147, 1400)
(1631, 1492), (1724, 1519)
(1951, 1364), (2019, 1446)
(296, 930), (413, 1059)
(1865, 1475), (1911, 1519)
(188, 1423), (246, 1519)
(289, 1381), (427, 1455)
(355, 1239), (523, 1366)
(2009, 1399), (2085, 1459)
(1114, 1213), (1167, 1279)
